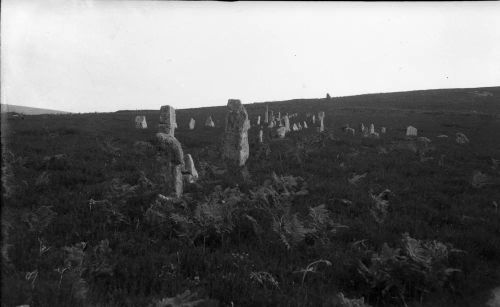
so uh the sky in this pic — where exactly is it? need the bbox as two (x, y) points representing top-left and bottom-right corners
(2, 1), (500, 113)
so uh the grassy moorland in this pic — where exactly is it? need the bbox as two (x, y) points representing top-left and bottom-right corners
(1, 87), (500, 306)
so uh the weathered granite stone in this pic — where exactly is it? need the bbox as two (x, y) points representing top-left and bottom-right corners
(406, 126), (418, 137)
(222, 99), (250, 167)
(135, 115), (147, 129)
(158, 105), (176, 136)
(205, 116), (215, 127)
(276, 126), (287, 138)
(456, 132), (470, 144)
(284, 115), (290, 132)
(318, 111), (325, 132)
(189, 118), (195, 130)
(156, 131), (184, 197)
(184, 154), (198, 183)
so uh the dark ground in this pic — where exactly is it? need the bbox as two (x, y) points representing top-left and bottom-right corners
(2, 86), (500, 306)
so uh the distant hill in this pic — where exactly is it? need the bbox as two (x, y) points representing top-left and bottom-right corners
(1, 104), (70, 115)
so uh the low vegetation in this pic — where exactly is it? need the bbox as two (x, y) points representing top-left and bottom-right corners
(2, 88), (500, 306)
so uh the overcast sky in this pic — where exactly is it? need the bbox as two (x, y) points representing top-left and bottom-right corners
(2, 1), (500, 113)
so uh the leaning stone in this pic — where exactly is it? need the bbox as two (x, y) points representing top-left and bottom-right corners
(205, 116), (215, 127)
(292, 123), (299, 131)
(257, 115), (261, 125)
(303, 121), (308, 129)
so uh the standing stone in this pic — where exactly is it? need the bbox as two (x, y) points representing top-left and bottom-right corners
(270, 110), (274, 123)
(277, 112), (281, 121)
(222, 99), (250, 167)
(205, 116), (215, 128)
(276, 127), (287, 139)
(369, 124), (375, 135)
(406, 126), (418, 137)
(298, 123), (302, 130)
(318, 111), (325, 132)
(456, 132), (470, 144)
(189, 118), (196, 130)
(284, 115), (290, 132)
(381, 127), (386, 134)
(184, 154), (198, 183)
(258, 129), (263, 143)
(303, 121), (308, 129)
(346, 127), (355, 135)
(312, 114), (316, 124)
(264, 104), (269, 124)
(257, 115), (261, 125)
(159, 105), (176, 136)
(135, 115), (147, 129)
(292, 123), (299, 131)
(156, 106), (184, 197)
(360, 123), (365, 133)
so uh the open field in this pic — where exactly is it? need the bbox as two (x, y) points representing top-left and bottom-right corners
(2, 87), (500, 306)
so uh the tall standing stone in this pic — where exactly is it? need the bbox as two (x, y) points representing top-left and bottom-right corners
(222, 99), (250, 167)
(159, 106), (176, 137)
(270, 110), (274, 123)
(156, 106), (184, 197)
(277, 112), (281, 121)
(318, 111), (325, 132)
(312, 114), (316, 125)
(257, 115), (261, 126)
(264, 104), (269, 124)
(284, 115), (290, 132)
(258, 129), (263, 143)
(189, 118), (196, 130)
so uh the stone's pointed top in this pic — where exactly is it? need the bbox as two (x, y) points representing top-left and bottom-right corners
(228, 99), (242, 109)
